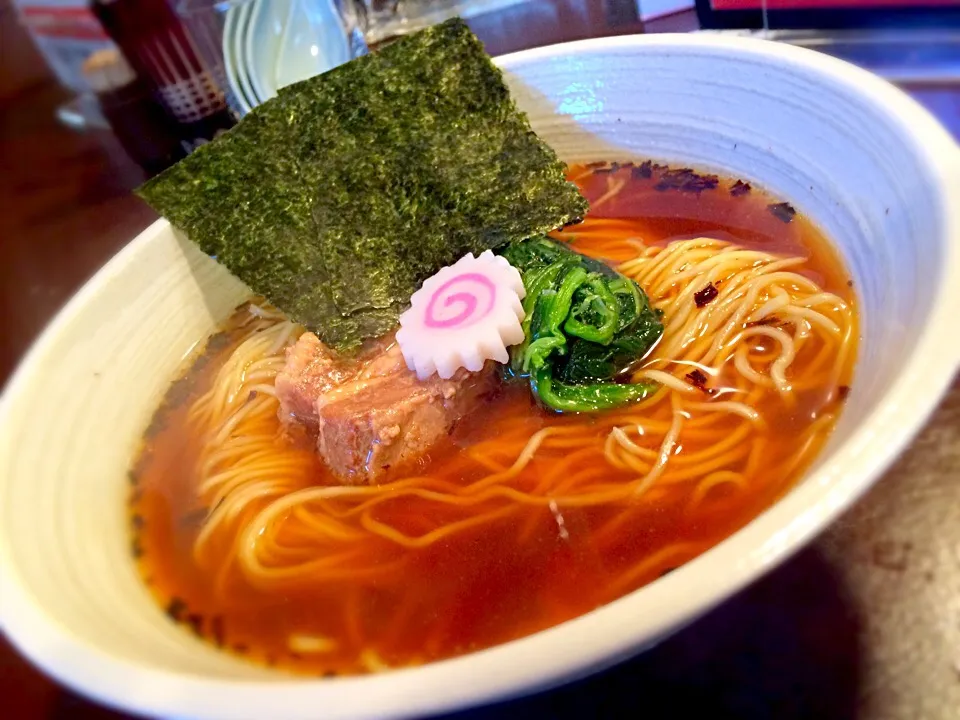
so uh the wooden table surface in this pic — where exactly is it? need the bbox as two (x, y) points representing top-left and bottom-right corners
(2, 4), (959, 719)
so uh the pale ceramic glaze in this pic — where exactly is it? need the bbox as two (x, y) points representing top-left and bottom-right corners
(1, 34), (959, 720)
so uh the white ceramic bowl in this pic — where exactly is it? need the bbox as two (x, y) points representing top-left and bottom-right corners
(2, 33), (959, 720)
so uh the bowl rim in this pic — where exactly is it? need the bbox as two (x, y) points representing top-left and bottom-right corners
(2, 31), (960, 720)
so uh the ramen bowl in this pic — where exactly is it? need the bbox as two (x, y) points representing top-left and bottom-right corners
(1, 33), (959, 720)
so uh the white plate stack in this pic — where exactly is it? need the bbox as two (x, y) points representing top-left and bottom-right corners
(223, 0), (353, 114)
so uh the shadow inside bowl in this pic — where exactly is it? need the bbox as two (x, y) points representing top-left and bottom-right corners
(19, 545), (863, 719)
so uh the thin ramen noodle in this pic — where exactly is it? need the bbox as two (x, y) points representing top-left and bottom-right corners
(131, 163), (857, 675)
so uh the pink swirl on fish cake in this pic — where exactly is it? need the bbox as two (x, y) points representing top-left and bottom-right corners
(424, 272), (496, 330)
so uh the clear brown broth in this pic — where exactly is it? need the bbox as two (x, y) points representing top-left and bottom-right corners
(131, 163), (857, 676)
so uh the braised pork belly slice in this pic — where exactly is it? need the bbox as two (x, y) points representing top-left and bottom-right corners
(276, 332), (499, 484)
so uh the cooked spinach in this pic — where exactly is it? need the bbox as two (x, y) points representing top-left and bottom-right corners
(502, 237), (663, 412)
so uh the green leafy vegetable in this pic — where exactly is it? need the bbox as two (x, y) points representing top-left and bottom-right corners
(137, 18), (587, 350)
(502, 237), (663, 412)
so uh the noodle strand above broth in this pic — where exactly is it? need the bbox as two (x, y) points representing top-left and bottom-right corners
(131, 163), (857, 676)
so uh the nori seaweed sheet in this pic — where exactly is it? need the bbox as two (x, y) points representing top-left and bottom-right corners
(138, 18), (587, 349)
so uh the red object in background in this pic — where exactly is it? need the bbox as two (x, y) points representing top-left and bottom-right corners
(14, 2), (115, 93)
(19, 4), (107, 40)
(712, 0), (960, 8)
(90, 0), (234, 155)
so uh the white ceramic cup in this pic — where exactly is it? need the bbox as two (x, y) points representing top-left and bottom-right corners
(1, 33), (959, 720)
